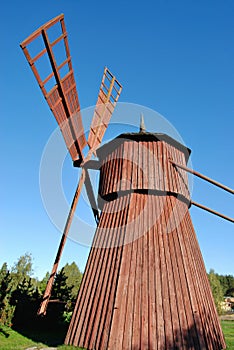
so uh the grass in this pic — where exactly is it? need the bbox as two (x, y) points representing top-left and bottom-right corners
(0, 324), (82, 350)
(0, 321), (233, 349)
(221, 320), (234, 350)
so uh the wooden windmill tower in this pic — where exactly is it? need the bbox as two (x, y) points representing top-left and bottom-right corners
(21, 14), (233, 350)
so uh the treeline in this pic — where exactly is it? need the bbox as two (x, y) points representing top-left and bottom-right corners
(0, 253), (82, 334)
(207, 269), (234, 314)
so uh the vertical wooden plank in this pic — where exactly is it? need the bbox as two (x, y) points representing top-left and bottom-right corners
(132, 140), (138, 190)
(131, 194), (143, 348)
(140, 193), (149, 349)
(148, 195), (157, 350)
(153, 195), (165, 349)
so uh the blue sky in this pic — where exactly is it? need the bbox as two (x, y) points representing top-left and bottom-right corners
(1, 0), (233, 279)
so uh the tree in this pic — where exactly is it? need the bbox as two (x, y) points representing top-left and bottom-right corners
(51, 268), (73, 302)
(0, 263), (15, 325)
(11, 253), (33, 289)
(10, 277), (40, 330)
(38, 271), (50, 295)
(208, 269), (224, 315)
(0, 263), (8, 282)
(63, 262), (83, 300)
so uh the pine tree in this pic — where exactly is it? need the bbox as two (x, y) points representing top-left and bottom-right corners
(0, 263), (15, 325)
(51, 268), (73, 302)
(63, 262), (83, 300)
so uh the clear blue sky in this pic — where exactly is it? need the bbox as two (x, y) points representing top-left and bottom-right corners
(1, 0), (233, 280)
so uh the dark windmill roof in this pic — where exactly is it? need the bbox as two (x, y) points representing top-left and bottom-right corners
(97, 131), (191, 163)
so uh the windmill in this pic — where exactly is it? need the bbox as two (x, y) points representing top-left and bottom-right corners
(20, 14), (233, 350)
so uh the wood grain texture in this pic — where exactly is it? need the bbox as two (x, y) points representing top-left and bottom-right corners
(65, 134), (225, 350)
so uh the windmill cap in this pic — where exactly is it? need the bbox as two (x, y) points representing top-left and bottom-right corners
(97, 132), (191, 163)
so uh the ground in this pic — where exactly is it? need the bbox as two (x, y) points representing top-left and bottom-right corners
(0, 321), (233, 349)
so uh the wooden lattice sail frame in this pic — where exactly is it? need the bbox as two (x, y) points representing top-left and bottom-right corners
(20, 14), (122, 315)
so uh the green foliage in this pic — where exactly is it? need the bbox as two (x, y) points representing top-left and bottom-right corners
(10, 253), (34, 290)
(51, 267), (73, 302)
(10, 277), (40, 330)
(211, 272), (234, 296)
(0, 263), (15, 325)
(208, 269), (224, 315)
(63, 262), (83, 300)
(38, 271), (50, 294)
(0, 254), (84, 332)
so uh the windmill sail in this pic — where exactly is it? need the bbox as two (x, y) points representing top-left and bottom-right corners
(20, 15), (123, 318)
(20, 14), (86, 161)
(87, 67), (122, 153)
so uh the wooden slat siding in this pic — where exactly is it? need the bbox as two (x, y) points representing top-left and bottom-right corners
(67, 196), (225, 350)
(100, 195), (130, 350)
(85, 211), (117, 348)
(66, 195), (130, 348)
(66, 134), (225, 349)
(132, 140), (138, 189)
(169, 200), (197, 348)
(69, 196), (104, 345)
(148, 141), (153, 189)
(98, 139), (191, 201)
(89, 194), (128, 348)
(158, 142), (163, 191)
(182, 205), (223, 349)
(163, 196), (181, 349)
(160, 195), (175, 349)
(154, 195), (165, 349)
(120, 193), (138, 349)
(148, 195), (157, 350)
(68, 198), (116, 346)
(167, 197), (186, 349)
(122, 193), (139, 349)
(96, 197), (128, 349)
(184, 209), (215, 349)
(117, 193), (141, 348)
(143, 141), (149, 189)
(175, 203), (201, 349)
(82, 216), (114, 347)
(177, 203), (207, 349)
(132, 194), (143, 348)
(127, 141), (134, 191)
(143, 194), (150, 349)
(186, 215), (216, 349)
(99, 151), (110, 198)
(185, 212), (226, 349)
(82, 196), (120, 347)
(90, 196), (120, 348)
(121, 141), (128, 191)
(153, 141), (159, 191)
(191, 218), (225, 348)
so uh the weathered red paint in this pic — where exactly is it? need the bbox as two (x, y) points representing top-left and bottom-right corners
(65, 132), (226, 349)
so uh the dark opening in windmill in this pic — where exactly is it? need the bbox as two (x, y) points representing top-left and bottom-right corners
(21, 14), (233, 350)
